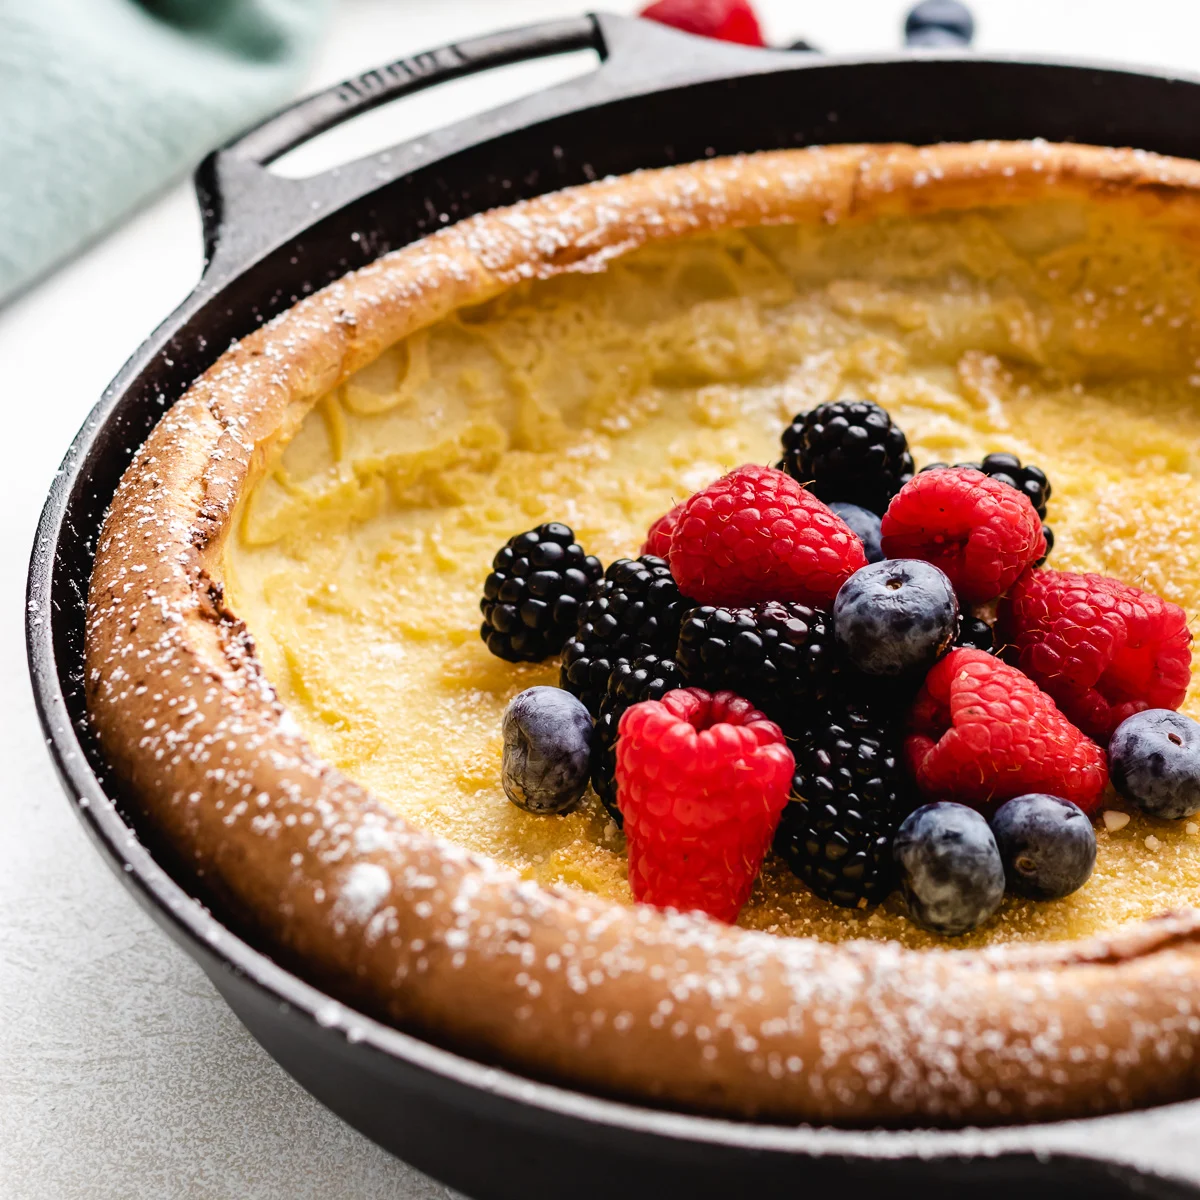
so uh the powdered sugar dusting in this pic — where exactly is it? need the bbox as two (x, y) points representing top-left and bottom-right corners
(335, 862), (392, 925)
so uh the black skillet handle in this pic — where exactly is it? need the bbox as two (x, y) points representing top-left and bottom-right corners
(193, 12), (787, 282)
(225, 16), (600, 169)
(196, 16), (597, 273)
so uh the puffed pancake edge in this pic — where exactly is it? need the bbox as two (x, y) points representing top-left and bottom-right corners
(86, 143), (1200, 1126)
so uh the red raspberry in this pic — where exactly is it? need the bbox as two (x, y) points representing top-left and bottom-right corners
(617, 688), (793, 922)
(640, 0), (765, 46)
(999, 568), (1192, 743)
(641, 501), (686, 558)
(906, 649), (1108, 814)
(668, 464), (867, 607)
(881, 467), (1046, 604)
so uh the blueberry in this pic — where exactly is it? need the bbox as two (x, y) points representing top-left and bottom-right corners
(829, 501), (884, 564)
(501, 687), (593, 814)
(991, 794), (1096, 899)
(1109, 709), (1200, 820)
(905, 0), (974, 47)
(894, 802), (1005, 935)
(833, 559), (959, 676)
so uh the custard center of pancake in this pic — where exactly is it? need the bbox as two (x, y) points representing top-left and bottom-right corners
(227, 207), (1200, 948)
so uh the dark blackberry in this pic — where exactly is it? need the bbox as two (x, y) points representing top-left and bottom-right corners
(976, 452), (1051, 519)
(481, 523), (602, 662)
(675, 601), (838, 727)
(774, 706), (912, 908)
(1038, 524), (1055, 565)
(921, 452), (1054, 562)
(830, 674), (920, 731)
(778, 400), (914, 515)
(591, 655), (685, 826)
(560, 556), (693, 715)
(955, 614), (998, 655)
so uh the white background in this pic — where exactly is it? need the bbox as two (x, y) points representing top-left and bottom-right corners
(6, 1), (1200, 1196)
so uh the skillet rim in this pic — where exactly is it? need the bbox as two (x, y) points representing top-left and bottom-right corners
(78, 141), (1200, 1129)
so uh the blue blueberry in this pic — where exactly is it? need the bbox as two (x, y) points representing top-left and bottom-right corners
(991, 794), (1096, 899)
(1109, 710), (1200, 820)
(829, 501), (884, 564)
(833, 559), (959, 676)
(905, 0), (975, 47)
(894, 802), (1005, 935)
(501, 687), (593, 814)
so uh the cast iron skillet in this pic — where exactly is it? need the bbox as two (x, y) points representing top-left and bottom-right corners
(27, 12), (1200, 1197)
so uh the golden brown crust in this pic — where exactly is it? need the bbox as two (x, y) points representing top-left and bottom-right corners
(86, 143), (1200, 1125)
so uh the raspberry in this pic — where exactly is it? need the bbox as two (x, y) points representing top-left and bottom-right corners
(639, 0), (765, 46)
(905, 649), (1108, 814)
(641, 501), (686, 558)
(881, 467), (1045, 604)
(617, 689), (794, 922)
(922, 451), (1055, 565)
(999, 569), (1192, 743)
(921, 452), (1052, 518)
(669, 464), (866, 607)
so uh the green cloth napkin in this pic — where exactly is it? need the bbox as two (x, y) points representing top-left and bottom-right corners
(0, 0), (332, 302)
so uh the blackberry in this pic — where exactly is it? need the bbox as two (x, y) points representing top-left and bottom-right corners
(976, 452), (1051, 519)
(922, 452), (1054, 561)
(778, 400), (914, 515)
(675, 601), (838, 727)
(774, 706), (911, 908)
(591, 655), (685, 826)
(955, 614), (998, 654)
(560, 556), (692, 715)
(481, 523), (602, 662)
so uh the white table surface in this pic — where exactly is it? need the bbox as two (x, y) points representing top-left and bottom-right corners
(7, 1), (1200, 1195)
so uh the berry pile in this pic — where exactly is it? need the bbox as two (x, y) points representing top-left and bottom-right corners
(482, 397), (1195, 934)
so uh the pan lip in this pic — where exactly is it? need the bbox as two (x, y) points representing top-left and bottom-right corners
(28, 48), (1200, 1162)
